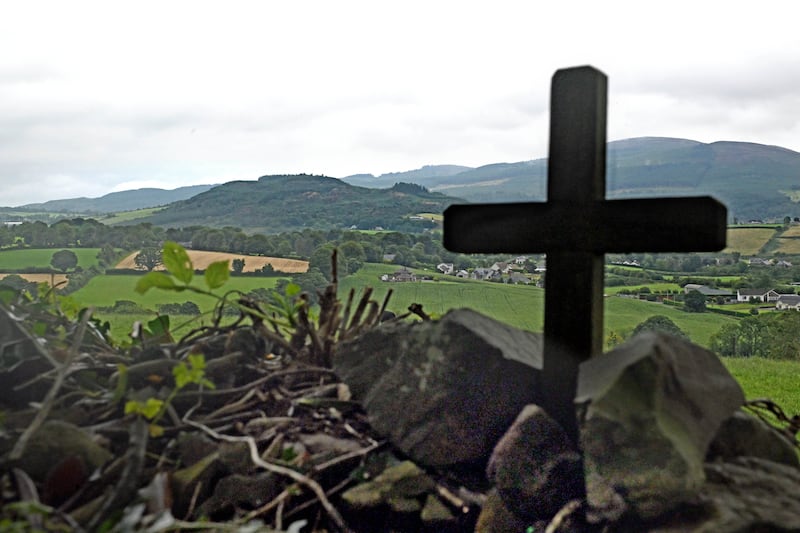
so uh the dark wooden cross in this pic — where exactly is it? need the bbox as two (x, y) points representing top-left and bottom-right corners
(443, 66), (727, 448)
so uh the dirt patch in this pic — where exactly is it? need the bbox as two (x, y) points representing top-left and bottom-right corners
(116, 250), (309, 273)
(0, 273), (69, 286)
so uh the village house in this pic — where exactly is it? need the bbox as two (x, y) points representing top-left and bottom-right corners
(736, 288), (780, 303)
(455, 269), (469, 278)
(507, 272), (531, 285)
(514, 256), (528, 265)
(471, 267), (499, 281)
(776, 294), (800, 310)
(490, 261), (512, 274)
(776, 260), (793, 268)
(749, 258), (773, 266)
(436, 263), (454, 275)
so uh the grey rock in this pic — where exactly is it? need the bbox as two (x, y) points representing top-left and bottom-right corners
(335, 308), (542, 466)
(708, 409), (800, 469)
(487, 404), (583, 521)
(576, 332), (744, 519)
(698, 457), (800, 531)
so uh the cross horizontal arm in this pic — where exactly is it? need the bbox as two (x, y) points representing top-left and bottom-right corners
(443, 196), (727, 254)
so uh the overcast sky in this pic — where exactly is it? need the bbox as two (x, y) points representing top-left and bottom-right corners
(2, 1), (799, 206)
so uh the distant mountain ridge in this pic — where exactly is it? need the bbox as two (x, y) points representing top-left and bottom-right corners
(341, 137), (800, 221)
(6, 137), (800, 224)
(14, 184), (217, 214)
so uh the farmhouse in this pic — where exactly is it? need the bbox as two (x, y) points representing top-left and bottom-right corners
(380, 267), (417, 283)
(776, 294), (800, 310)
(737, 288), (780, 303)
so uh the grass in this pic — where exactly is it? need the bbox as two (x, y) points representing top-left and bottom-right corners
(70, 275), (285, 310)
(722, 357), (800, 416)
(340, 264), (735, 348)
(71, 274), (287, 341)
(97, 207), (163, 225)
(774, 238), (800, 254)
(0, 248), (104, 270)
(723, 227), (777, 255)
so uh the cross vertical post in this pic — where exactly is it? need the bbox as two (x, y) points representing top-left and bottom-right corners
(541, 68), (607, 445)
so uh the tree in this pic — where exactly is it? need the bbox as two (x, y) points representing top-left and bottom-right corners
(632, 315), (689, 340)
(96, 244), (118, 268)
(684, 290), (707, 312)
(134, 247), (163, 271)
(50, 249), (78, 272)
(231, 258), (246, 274)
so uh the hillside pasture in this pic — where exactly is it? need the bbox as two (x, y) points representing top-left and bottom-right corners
(98, 207), (163, 225)
(0, 248), (104, 270)
(723, 227), (776, 255)
(723, 357), (800, 417)
(340, 264), (735, 348)
(116, 250), (308, 273)
(774, 236), (800, 254)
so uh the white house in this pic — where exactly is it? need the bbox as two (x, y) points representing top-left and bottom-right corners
(436, 263), (454, 275)
(776, 294), (800, 310)
(737, 288), (780, 303)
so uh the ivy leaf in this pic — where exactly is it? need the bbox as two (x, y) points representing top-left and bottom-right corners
(162, 241), (194, 284)
(148, 424), (165, 438)
(146, 315), (171, 342)
(135, 272), (177, 294)
(204, 260), (230, 290)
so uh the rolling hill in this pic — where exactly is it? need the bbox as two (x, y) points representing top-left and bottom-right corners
(341, 137), (800, 221)
(137, 175), (460, 233)
(11, 184), (217, 214)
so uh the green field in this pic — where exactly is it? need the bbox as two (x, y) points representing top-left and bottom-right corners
(70, 275), (287, 340)
(340, 264), (736, 348)
(722, 357), (800, 416)
(98, 207), (162, 225)
(0, 248), (104, 270)
(71, 275), (285, 310)
(723, 227), (777, 255)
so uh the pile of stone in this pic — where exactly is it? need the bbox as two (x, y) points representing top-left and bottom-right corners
(335, 308), (800, 531)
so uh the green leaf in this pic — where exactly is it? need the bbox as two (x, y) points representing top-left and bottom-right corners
(124, 397), (164, 420)
(173, 362), (191, 389)
(147, 315), (171, 339)
(204, 260), (230, 290)
(187, 352), (206, 371)
(162, 241), (194, 284)
(284, 283), (301, 297)
(135, 272), (177, 294)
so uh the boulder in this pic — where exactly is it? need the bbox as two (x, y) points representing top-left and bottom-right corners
(707, 409), (800, 468)
(576, 332), (744, 520)
(334, 308), (542, 467)
(486, 404), (583, 521)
